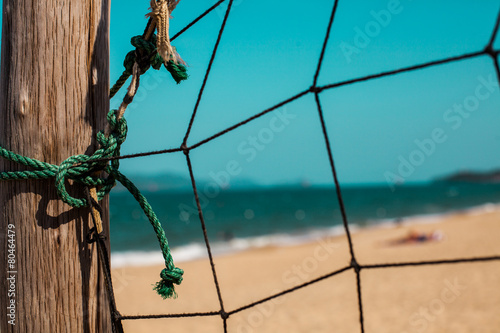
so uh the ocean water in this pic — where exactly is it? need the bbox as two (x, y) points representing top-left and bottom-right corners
(109, 182), (500, 266)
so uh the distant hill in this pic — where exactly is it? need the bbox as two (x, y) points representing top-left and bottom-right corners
(113, 173), (192, 192)
(435, 170), (500, 183)
(113, 172), (261, 193)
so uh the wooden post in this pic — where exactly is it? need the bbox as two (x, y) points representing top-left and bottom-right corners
(0, 0), (111, 332)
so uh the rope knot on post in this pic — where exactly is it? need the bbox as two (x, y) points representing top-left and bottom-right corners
(124, 36), (158, 75)
(53, 109), (127, 208)
(0, 110), (126, 209)
(110, 34), (188, 99)
(54, 154), (108, 208)
(0, 107), (183, 299)
(98, 109), (128, 149)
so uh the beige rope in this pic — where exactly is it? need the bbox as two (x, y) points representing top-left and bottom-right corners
(116, 63), (140, 124)
(147, 0), (185, 65)
(90, 64), (141, 233)
(89, 188), (103, 233)
(90, 0), (172, 234)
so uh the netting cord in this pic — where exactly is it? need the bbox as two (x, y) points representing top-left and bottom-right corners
(84, 187), (125, 333)
(181, 1), (235, 329)
(111, 2), (500, 333)
(311, 0), (366, 330)
(182, 0), (233, 147)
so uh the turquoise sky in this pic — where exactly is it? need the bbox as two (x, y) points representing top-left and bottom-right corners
(3, 0), (500, 186)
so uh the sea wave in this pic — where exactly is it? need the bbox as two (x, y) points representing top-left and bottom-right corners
(111, 225), (348, 268)
(111, 202), (500, 268)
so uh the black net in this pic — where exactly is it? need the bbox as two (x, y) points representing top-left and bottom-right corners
(101, 1), (500, 332)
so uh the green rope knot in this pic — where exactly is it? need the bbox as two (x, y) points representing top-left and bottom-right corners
(155, 267), (184, 299)
(0, 109), (182, 299)
(160, 267), (184, 284)
(98, 110), (128, 149)
(54, 154), (109, 207)
(110, 34), (188, 98)
(0, 109), (125, 207)
(53, 110), (126, 208)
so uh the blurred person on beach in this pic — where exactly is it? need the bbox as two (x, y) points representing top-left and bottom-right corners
(387, 229), (443, 246)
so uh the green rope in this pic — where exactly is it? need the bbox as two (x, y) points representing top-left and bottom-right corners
(109, 35), (188, 99)
(0, 110), (183, 299)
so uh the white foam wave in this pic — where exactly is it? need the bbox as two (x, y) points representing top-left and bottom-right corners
(111, 243), (208, 268)
(367, 202), (500, 228)
(111, 225), (348, 268)
(111, 203), (500, 268)
(462, 202), (500, 215)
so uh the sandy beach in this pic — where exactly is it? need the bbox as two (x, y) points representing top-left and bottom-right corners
(111, 207), (500, 332)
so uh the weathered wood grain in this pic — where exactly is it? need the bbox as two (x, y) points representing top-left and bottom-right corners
(0, 0), (111, 332)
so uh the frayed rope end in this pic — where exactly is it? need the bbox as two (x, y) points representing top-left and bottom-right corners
(154, 267), (184, 299)
(165, 61), (188, 84)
